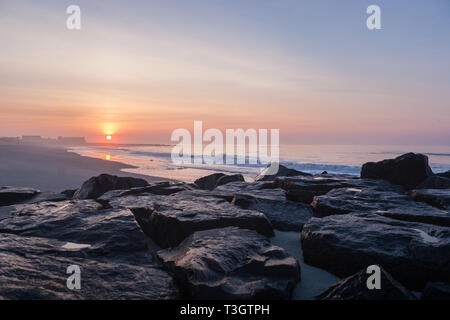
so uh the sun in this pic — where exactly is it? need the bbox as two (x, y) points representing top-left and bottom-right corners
(106, 135), (112, 141)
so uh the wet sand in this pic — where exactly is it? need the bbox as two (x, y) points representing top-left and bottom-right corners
(0, 144), (167, 192)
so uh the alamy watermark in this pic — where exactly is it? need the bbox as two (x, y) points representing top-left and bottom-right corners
(66, 264), (81, 290)
(171, 121), (280, 175)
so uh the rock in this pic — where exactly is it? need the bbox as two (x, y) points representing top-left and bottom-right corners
(311, 186), (405, 217)
(231, 188), (313, 231)
(409, 189), (450, 210)
(0, 233), (179, 299)
(194, 173), (226, 190)
(321, 171), (328, 174)
(308, 181), (450, 226)
(156, 227), (300, 299)
(0, 200), (149, 256)
(73, 174), (149, 199)
(129, 193), (274, 248)
(215, 174), (245, 187)
(0, 187), (40, 206)
(255, 163), (311, 182)
(274, 174), (365, 204)
(416, 175), (450, 189)
(316, 267), (416, 300)
(422, 282), (450, 300)
(437, 170), (450, 179)
(61, 189), (77, 198)
(97, 181), (189, 207)
(360, 152), (433, 189)
(301, 212), (450, 290)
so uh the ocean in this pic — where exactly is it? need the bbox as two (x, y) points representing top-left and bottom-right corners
(68, 144), (450, 182)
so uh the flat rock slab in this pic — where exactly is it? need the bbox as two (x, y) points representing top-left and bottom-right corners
(274, 175), (401, 204)
(0, 200), (149, 256)
(316, 266), (416, 300)
(130, 193), (274, 248)
(409, 189), (450, 210)
(0, 233), (179, 299)
(157, 227), (300, 299)
(311, 186), (450, 227)
(0, 187), (40, 206)
(232, 189), (313, 232)
(301, 212), (450, 290)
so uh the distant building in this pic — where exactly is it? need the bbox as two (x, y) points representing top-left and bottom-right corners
(21, 136), (47, 144)
(0, 137), (20, 144)
(57, 136), (86, 145)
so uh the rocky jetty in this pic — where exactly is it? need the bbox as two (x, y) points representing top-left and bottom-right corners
(0, 152), (449, 299)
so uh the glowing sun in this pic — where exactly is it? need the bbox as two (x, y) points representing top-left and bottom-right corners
(106, 135), (112, 141)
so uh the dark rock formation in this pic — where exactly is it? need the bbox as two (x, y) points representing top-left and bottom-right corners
(311, 185), (406, 218)
(194, 173), (226, 190)
(97, 181), (189, 208)
(193, 173), (245, 190)
(156, 227), (300, 299)
(316, 266), (416, 300)
(416, 175), (450, 189)
(301, 212), (450, 290)
(216, 174), (245, 187)
(360, 152), (433, 189)
(255, 163), (311, 182)
(129, 192), (274, 248)
(231, 188), (313, 231)
(73, 174), (149, 199)
(0, 187), (40, 206)
(422, 282), (450, 300)
(437, 170), (450, 179)
(409, 189), (450, 210)
(274, 174), (374, 204)
(0, 233), (179, 299)
(0, 200), (149, 256)
(61, 189), (77, 198)
(310, 185), (450, 226)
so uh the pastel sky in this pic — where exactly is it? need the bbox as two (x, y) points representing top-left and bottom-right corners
(0, 0), (449, 144)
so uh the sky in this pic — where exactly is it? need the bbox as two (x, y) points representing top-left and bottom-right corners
(0, 0), (449, 144)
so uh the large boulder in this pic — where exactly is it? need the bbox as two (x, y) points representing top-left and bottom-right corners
(156, 227), (300, 299)
(437, 170), (450, 179)
(416, 175), (450, 189)
(0, 233), (179, 299)
(311, 185), (406, 218)
(301, 212), (450, 290)
(255, 163), (311, 182)
(310, 185), (450, 226)
(0, 200), (149, 256)
(316, 267), (416, 300)
(274, 174), (386, 204)
(0, 187), (40, 206)
(97, 181), (189, 208)
(409, 189), (450, 210)
(194, 173), (245, 190)
(193, 173), (225, 190)
(360, 152), (433, 189)
(231, 189), (313, 232)
(73, 174), (149, 199)
(422, 282), (450, 300)
(129, 192), (274, 248)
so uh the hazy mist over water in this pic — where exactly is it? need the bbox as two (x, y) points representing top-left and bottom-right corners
(69, 144), (450, 182)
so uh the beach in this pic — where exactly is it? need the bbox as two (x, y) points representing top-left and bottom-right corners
(0, 144), (167, 192)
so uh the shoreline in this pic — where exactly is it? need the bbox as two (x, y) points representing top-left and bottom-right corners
(0, 144), (171, 192)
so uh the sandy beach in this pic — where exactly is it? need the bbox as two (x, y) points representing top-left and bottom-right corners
(0, 144), (167, 192)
